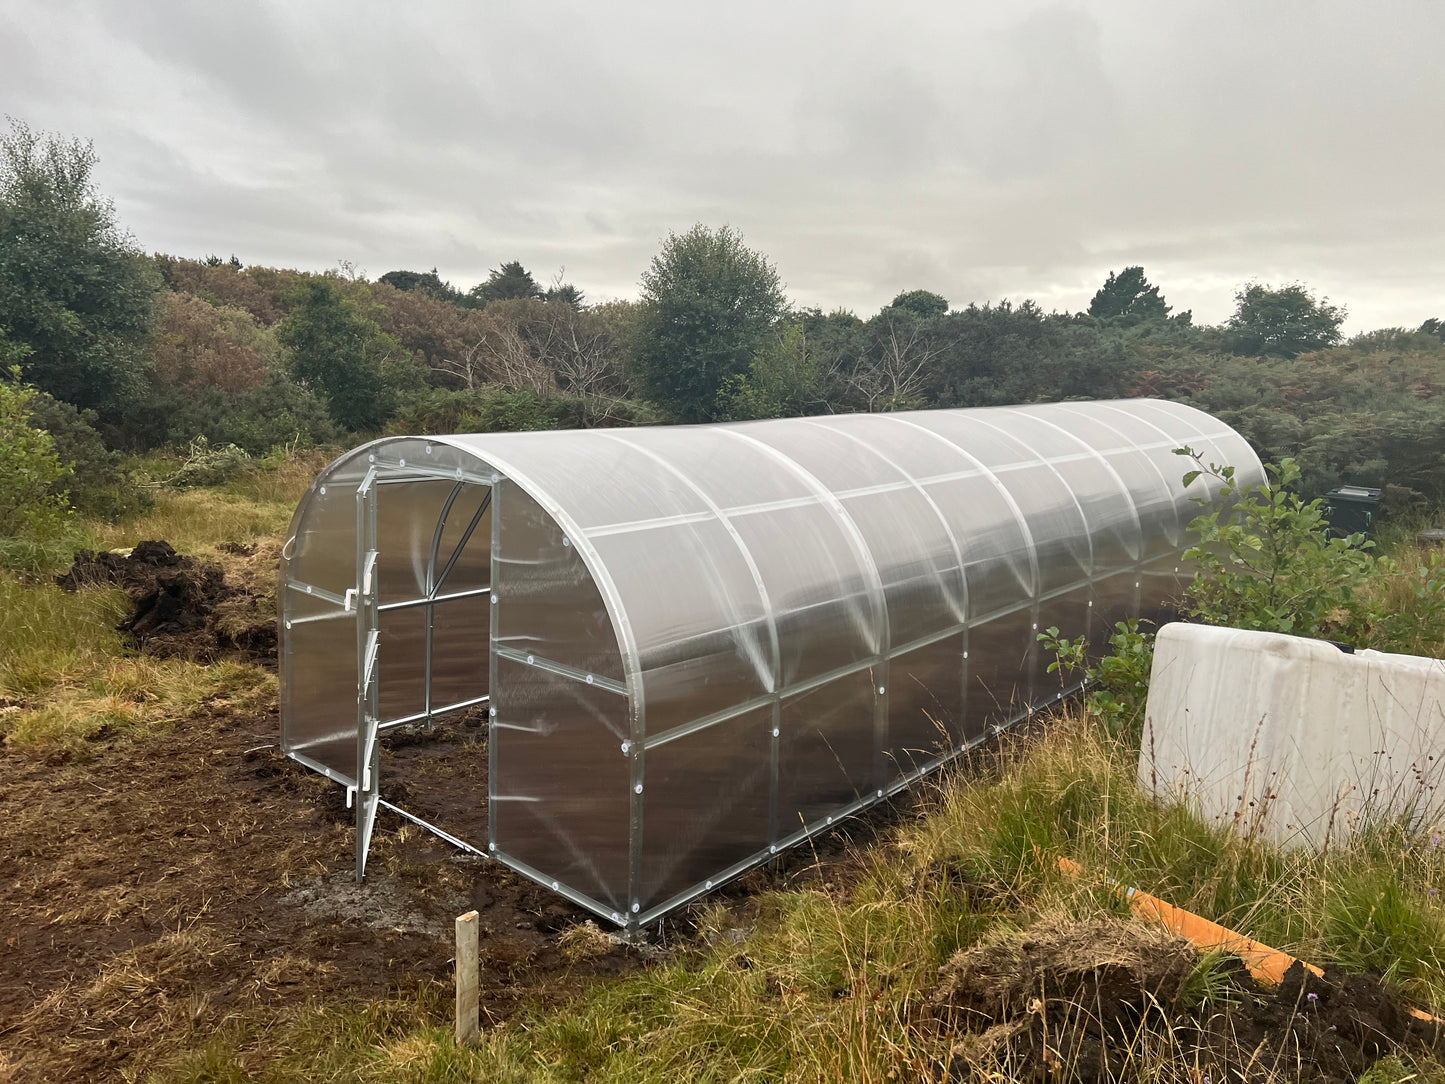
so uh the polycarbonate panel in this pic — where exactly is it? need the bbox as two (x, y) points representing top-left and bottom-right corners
(281, 596), (356, 779)
(459, 429), (710, 530)
(377, 605), (427, 724)
(992, 409), (1142, 575)
(1052, 405), (1179, 559)
(430, 598), (490, 710)
(640, 707), (773, 910)
(887, 635), (965, 777)
(285, 489), (358, 599)
(778, 670), (879, 834)
(1037, 587), (1094, 699)
(911, 413), (1089, 594)
(591, 519), (770, 735)
(280, 399), (1264, 932)
(924, 474), (1034, 618)
(966, 606), (1035, 731)
(1089, 573), (1142, 668)
(618, 426), (817, 512)
(840, 488), (964, 649)
(731, 503), (879, 688)
(492, 655), (631, 909)
(495, 481), (623, 682)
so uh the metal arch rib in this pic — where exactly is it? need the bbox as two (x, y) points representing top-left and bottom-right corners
(967, 413), (1098, 583)
(721, 429), (893, 660)
(1090, 401), (1220, 546)
(1055, 402), (1180, 550)
(1002, 408), (1144, 567)
(594, 432), (784, 702)
(591, 431), (785, 923)
(876, 415), (1043, 603)
(797, 418), (970, 625)
(425, 481), (468, 597)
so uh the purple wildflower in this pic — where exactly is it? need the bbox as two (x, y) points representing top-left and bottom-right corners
(1307, 992), (1318, 1003)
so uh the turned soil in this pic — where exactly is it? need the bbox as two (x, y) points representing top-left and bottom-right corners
(930, 916), (1445, 1083)
(55, 540), (278, 665)
(0, 691), (649, 1082)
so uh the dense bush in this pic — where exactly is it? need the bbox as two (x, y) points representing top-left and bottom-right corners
(0, 372), (79, 569)
(149, 291), (276, 394)
(23, 390), (150, 519)
(191, 372), (339, 455)
(387, 386), (586, 435)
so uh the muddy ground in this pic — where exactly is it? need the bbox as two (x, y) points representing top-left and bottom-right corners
(7, 545), (1445, 1082)
(1, 548), (874, 1082)
(0, 689), (887, 1082)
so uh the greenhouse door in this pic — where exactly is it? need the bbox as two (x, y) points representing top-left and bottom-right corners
(353, 467), (494, 880)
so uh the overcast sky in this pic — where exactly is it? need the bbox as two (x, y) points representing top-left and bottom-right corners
(3, 1), (1441, 331)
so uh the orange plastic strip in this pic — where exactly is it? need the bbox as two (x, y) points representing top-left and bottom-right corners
(1054, 856), (1436, 1023)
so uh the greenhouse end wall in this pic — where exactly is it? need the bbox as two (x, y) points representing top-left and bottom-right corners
(279, 399), (1262, 930)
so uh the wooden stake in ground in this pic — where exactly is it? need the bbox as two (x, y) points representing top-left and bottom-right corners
(455, 910), (480, 1044)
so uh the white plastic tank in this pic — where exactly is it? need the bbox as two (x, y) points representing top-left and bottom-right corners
(1140, 622), (1445, 848)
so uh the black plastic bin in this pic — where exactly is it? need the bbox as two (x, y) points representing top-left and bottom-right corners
(1324, 485), (1383, 538)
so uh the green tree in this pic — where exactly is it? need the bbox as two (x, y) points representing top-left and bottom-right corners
(192, 371), (339, 454)
(633, 224), (786, 422)
(378, 268), (462, 305)
(466, 261), (543, 307)
(277, 278), (412, 431)
(23, 389), (148, 519)
(1227, 282), (1345, 358)
(1087, 266), (1170, 321)
(0, 368), (72, 566)
(716, 321), (833, 420)
(0, 120), (161, 416)
(544, 282), (584, 307)
(887, 289), (949, 320)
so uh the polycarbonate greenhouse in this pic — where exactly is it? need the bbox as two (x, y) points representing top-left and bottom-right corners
(279, 399), (1261, 931)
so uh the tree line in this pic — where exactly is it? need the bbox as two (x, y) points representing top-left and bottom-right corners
(4, 119), (1445, 532)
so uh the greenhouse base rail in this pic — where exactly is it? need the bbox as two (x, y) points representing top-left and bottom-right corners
(285, 674), (1089, 940)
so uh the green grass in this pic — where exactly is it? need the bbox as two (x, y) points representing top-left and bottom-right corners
(77, 445), (327, 557)
(0, 572), (130, 698)
(0, 451), (310, 753)
(85, 488), (294, 556)
(5, 464), (1438, 1080)
(140, 713), (1445, 1082)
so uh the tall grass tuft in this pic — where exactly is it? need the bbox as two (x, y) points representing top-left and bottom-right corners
(0, 572), (129, 697)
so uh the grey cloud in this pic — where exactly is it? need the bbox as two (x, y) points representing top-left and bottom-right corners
(2, 0), (1443, 329)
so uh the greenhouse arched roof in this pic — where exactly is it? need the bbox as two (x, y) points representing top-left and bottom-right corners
(280, 398), (1260, 930)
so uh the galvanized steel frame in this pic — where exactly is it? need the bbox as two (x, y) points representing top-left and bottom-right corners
(279, 402), (1264, 931)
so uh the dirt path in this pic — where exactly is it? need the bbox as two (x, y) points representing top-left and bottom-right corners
(0, 694), (645, 1082)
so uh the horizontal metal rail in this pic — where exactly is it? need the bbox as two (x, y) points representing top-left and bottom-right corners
(377, 693), (490, 733)
(494, 645), (628, 695)
(378, 586), (490, 613)
(373, 466), (496, 488)
(285, 579), (350, 608)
